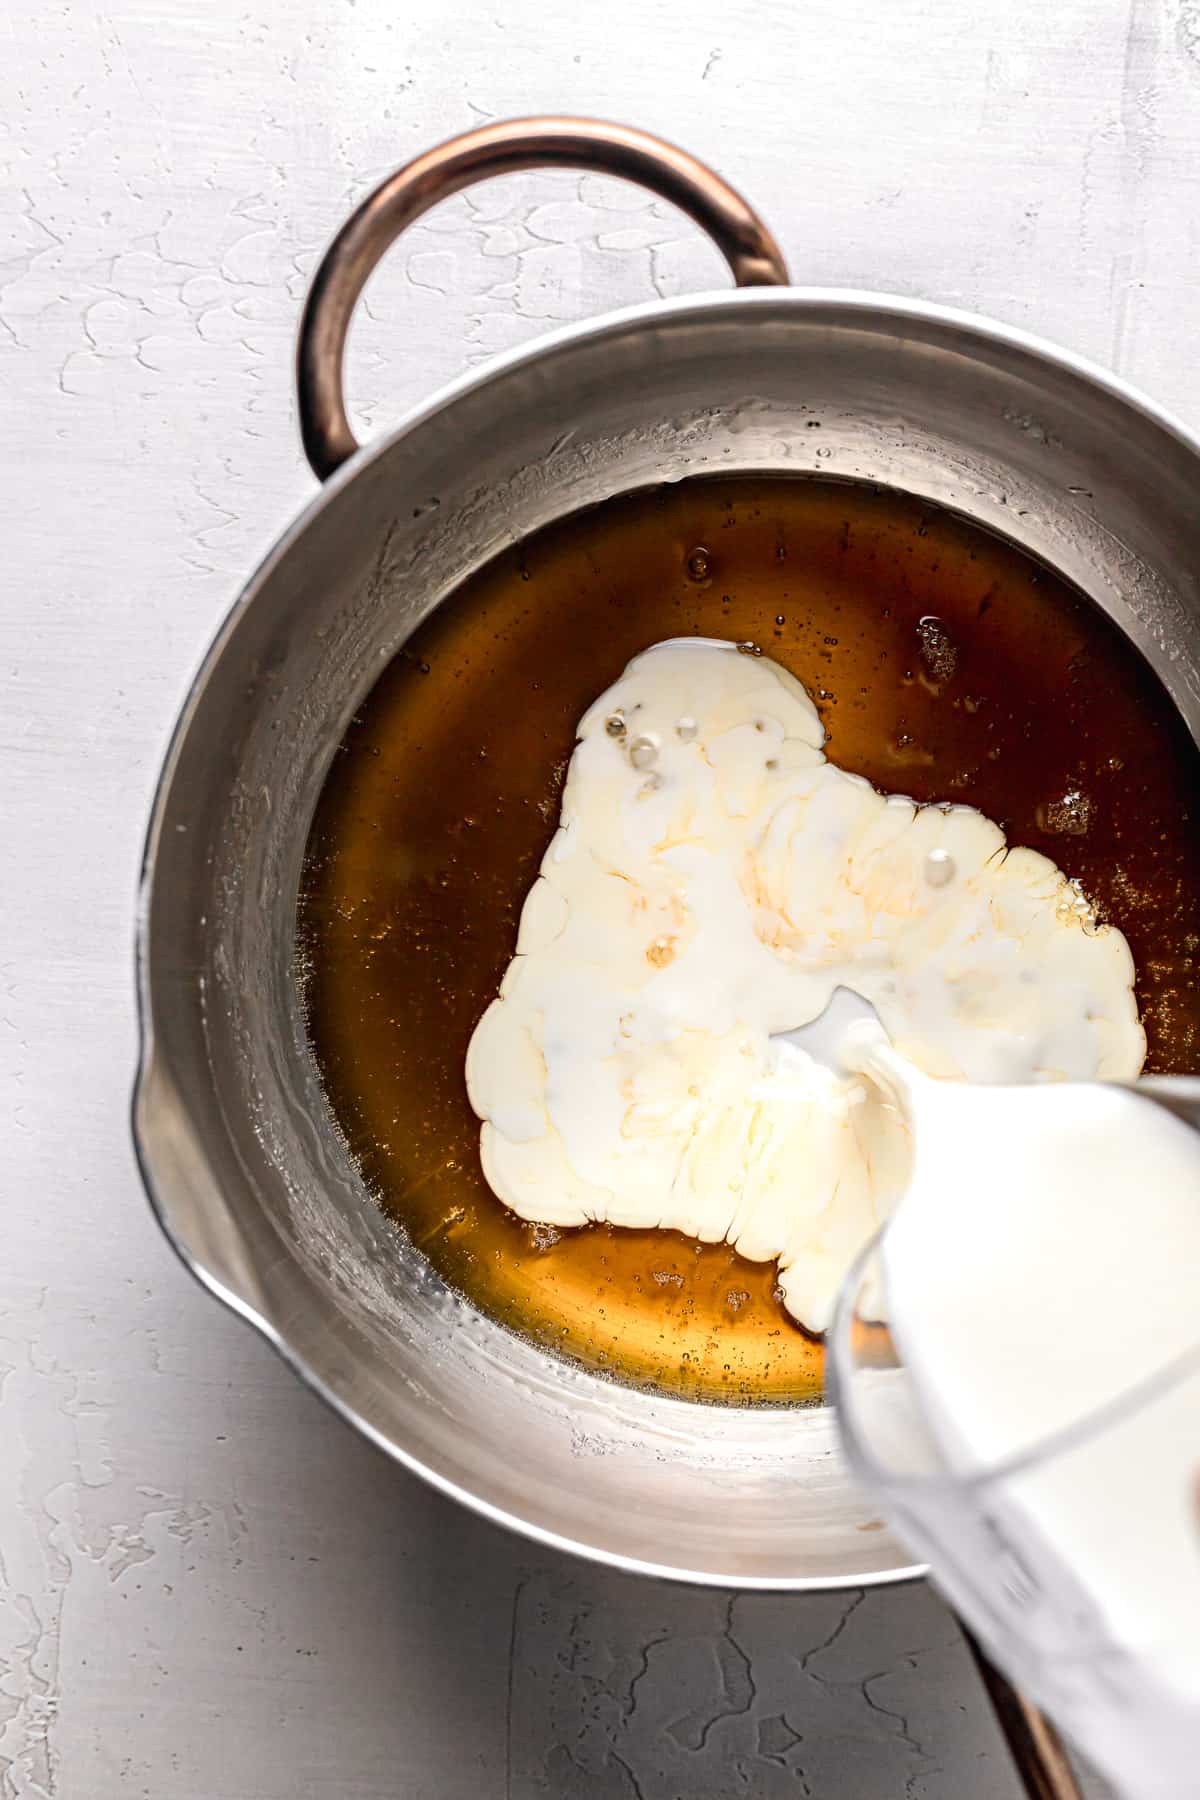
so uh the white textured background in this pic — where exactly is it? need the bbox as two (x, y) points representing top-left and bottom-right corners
(2, 0), (1192, 1793)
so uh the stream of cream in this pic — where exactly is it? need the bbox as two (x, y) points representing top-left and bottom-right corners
(850, 1037), (1200, 1799)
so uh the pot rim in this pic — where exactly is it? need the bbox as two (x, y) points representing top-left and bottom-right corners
(132, 281), (1200, 1588)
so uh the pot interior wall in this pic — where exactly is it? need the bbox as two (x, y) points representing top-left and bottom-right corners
(137, 292), (1200, 1584)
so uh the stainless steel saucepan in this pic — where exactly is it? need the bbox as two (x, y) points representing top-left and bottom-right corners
(133, 117), (1200, 1600)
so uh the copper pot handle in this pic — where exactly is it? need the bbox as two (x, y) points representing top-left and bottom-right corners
(296, 115), (790, 480)
(962, 1630), (1086, 1800)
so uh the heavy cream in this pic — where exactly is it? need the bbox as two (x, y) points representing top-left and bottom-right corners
(849, 1041), (1200, 1798)
(466, 639), (1145, 1331)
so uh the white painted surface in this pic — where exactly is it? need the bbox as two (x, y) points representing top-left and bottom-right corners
(2, 0), (1186, 1791)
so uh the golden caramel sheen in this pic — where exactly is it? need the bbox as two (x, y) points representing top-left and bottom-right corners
(300, 476), (1200, 1404)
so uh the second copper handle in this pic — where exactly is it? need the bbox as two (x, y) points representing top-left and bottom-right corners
(962, 1628), (1086, 1800)
(297, 116), (790, 481)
